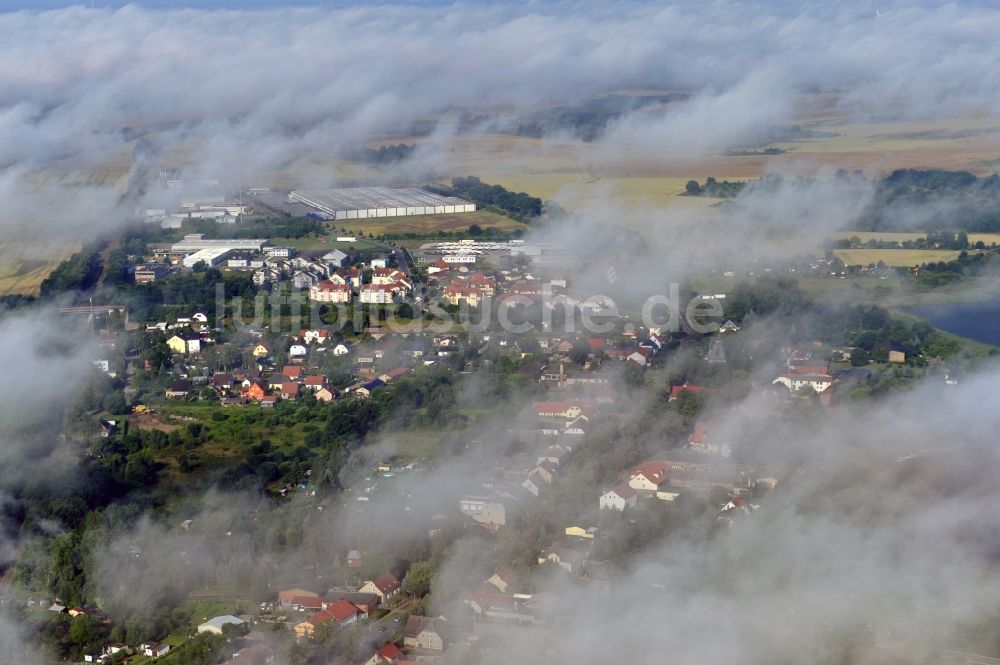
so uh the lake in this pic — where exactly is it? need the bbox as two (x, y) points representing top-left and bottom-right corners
(905, 297), (1000, 346)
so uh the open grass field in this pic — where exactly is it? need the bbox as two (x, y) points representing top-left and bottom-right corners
(832, 248), (963, 266)
(270, 236), (381, 252)
(338, 209), (527, 237)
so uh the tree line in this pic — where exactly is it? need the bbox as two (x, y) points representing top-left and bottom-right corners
(430, 177), (543, 221)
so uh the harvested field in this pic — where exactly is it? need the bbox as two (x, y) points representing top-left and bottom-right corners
(837, 231), (1000, 247)
(0, 241), (80, 296)
(832, 248), (963, 266)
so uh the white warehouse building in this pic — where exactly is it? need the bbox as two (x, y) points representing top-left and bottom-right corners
(289, 187), (475, 220)
(182, 247), (232, 268)
(171, 234), (268, 254)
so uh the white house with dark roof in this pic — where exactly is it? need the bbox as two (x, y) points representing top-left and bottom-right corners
(599, 484), (637, 511)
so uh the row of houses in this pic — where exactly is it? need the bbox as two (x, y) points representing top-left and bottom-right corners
(600, 454), (781, 512)
(280, 573), (401, 639)
(309, 268), (413, 305)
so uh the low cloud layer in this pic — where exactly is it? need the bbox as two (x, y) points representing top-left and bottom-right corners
(1, 2), (1000, 240)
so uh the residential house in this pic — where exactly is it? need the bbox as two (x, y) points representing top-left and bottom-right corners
(359, 283), (402, 304)
(311, 599), (361, 630)
(212, 372), (234, 390)
(314, 386), (336, 402)
(532, 460), (558, 484)
(402, 615), (445, 653)
(371, 268), (412, 290)
(140, 642), (172, 658)
(772, 373), (834, 393)
(278, 588), (320, 608)
(486, 567), (518, 594)
(293, 268), (325, 289)
(356, 379), (386, 398)
(688, 420), (732, 456)
(252, 343), (271, 359)
(282, 365), (303, 380)
(532, 399), (598, 421)
(98, 419), (117, 437)
(165, 380), (193, 398)
(459, 495), (508, 529)
(669, 384), (704, 401)
(243, 380), (267, 401)
(629, 459), (670, 492)
(332, 343), (350, 356)
(537, 445), (570, 467)
(443, 283), (485, 306)
(359, 573), (401, 603)
(345, 266), (363, 289)
(426, 258), (450, 276)
(600, 484), (637, 511)
(303, 375), (325, 390)
(289, 595), (323, 612)
(166, 332), (201, 355)
(289, 344), (308, 358)
(565, 525), (598, 540)
(300, 329), (331, 345)
(626, 348), (652, 367)
(310, 280), (352, 303)
(538, 546), (584, 573)
(323, 591), (379, 616)
(464, 583), (519, 621)
(364, 644), (402, 665)
(379, 367), (409, 383)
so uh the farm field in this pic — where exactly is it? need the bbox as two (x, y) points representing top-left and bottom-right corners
(832, 248), (963, 267)
(0, 241), (80, 296)
(337, 209), (526, 237)
(385, 110), (1000, 220)
(837, 231), (1000, 247)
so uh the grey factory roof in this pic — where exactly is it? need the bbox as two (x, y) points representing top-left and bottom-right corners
(290, 187), (471, 212)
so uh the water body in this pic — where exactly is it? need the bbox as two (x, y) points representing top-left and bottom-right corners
(905, 296), (1000, 346)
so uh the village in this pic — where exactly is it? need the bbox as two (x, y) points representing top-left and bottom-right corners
(34, 192), (965, 665)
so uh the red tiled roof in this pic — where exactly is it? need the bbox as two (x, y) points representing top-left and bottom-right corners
(369, 573), (400, 595)
(670, 384), (705, 400)
(315, 280), (350, 292)
(291, 595), (323, 609)
(325, 598), (361, 622)
(377, 643), (403, 662)
(533, 399), (599, 415)
(631, 459), (670, 486)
